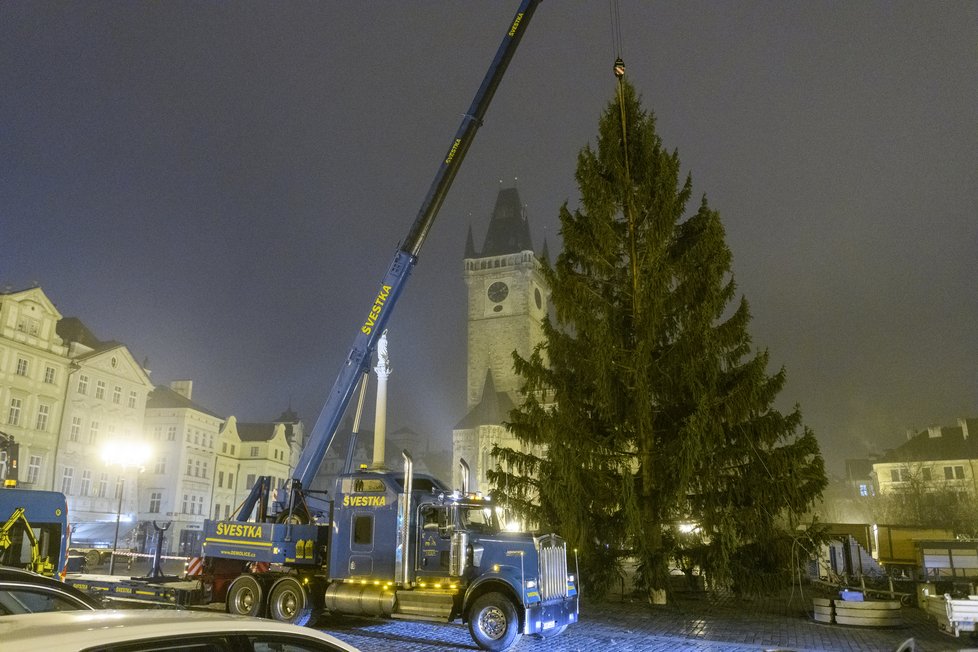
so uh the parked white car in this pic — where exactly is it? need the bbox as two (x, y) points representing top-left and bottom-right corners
(0, 609), (360, 652)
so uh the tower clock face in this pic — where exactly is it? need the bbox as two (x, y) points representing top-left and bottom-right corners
(487, 281), (509, 303)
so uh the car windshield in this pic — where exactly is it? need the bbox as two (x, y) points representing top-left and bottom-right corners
(457, 504), (499, 534)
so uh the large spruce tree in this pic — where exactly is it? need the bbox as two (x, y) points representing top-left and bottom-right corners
(489, 81), (827, 598)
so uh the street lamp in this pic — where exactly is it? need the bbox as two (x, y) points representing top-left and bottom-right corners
(102, 440), (151, 575)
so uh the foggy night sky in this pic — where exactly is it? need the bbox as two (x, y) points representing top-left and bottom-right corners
(2, 2), (976, 477)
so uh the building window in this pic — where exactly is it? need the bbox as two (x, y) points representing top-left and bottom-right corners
(214, 504), (221, 519)
(195, 460), (201, 477)
(149, 492), (162, 513)
(224, 504), (230, 519)
(153, 425), (162, 440)
(95, 380), (106, 400)
(115, 477), (123, 499)
(167, 426), (176, 441)
(230, 445), (235, 455)
(35, 404), (49, 431)
(228, 473), (234, 489)
(922, 468), (932, 482)
(251, 446), (259, 458)
(78, 374), (89, 395)
(202, 462), (208, 479)
(15, 358), (28, 376)
(218, 471), (224, 488)
(246, 474), (256, 490)
(26, 455), (41, 485)
(7, 398), (22, 426)
(80, 470), (92, 496)
(44, 366), (56, 384)
(353, 515), (373, 546)
(182, 495), (188, 513)
(128, 391), (137, 408)
(154, 459), (166, 475)
(97, 473), (108, 498)
(890, 468), (909, 483)
(69, 416), (81, 442)
(186, 460), (193, 476)
(222, 442), (227, 454)
(946, 465), (966, 480)
(190, 495), (198, 515)
(16, 316), (39, 335)
(61, 467), (74, 495)
(89, 421), (100, 443)
(112, 386), (122, 404)
(858, 483), (870, 497)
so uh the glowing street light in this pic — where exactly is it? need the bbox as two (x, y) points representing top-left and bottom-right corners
(102, 440), (151, 575)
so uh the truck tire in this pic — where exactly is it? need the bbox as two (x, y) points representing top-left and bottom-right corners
(269, 577), (313, 626)
(84, 550), (101, 568)
(227, 575), (266, 618)
(467, 592), (522, 652)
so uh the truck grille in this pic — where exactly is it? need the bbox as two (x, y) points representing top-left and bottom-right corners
(537, 534), (569, 601)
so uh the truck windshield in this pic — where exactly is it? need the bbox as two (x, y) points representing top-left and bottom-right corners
(457, 504), (499, 534)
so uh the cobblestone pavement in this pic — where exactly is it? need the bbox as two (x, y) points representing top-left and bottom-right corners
(316, 591), (978, 652)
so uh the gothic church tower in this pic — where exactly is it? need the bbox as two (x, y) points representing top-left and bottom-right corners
(453, 187), (549, 493)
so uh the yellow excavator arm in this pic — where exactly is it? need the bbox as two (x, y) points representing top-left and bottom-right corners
(0, 507), (54, 576)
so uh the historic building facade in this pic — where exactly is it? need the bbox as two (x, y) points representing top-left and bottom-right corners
(0, 286), (305, 556)
(453, 187), (550, 494)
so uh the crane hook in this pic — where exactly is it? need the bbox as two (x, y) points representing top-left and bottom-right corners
(614, 57), (625, 79)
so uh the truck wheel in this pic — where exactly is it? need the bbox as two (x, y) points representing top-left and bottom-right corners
(227, 575), (266, 618)
(269, 577), (313, 626)
(467, 592), (522, 651)
(84, 550), (101, 568)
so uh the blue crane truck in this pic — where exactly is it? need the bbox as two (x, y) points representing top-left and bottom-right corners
(197, 2), (578, 650)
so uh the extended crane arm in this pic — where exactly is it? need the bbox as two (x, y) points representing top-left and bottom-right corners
(288, 0), (541, 496)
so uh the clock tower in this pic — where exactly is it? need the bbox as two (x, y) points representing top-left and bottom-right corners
(454, 186), (549, 492)
(463, 187), (548, 408)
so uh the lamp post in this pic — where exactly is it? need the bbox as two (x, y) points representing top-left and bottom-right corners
(102, 440), (151, 575)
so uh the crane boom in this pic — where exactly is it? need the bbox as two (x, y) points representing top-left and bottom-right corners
(290, 1), (540, 493)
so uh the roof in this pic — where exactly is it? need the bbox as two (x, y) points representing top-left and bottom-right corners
(0, 609), (359, 651)
(475, 187), (534, 257)
(878, 419), (978, 464)
(145, 385), (224, 420)
(455, 370), (516, 430)
(236, 422), (278, 442)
